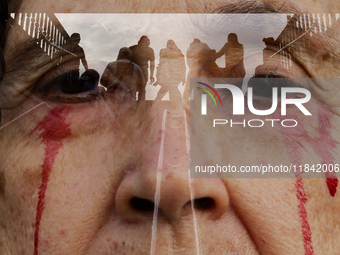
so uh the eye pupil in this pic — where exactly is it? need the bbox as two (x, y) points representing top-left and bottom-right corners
(78, 69), (100, 92)
(60, 69), (99, 94)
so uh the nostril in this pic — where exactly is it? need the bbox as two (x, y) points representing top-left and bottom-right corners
(193, 197), (215, 210)
(130, 197), (155, 212)
(116, 173), (228, 222)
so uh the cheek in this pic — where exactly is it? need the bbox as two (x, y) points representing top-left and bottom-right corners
(278, 102), (339, 196)
(0, 123), (46, 195)
(29, 103), (142, 252)
(0, 101), (133, 252)
(56, 101), (132, 137)
(223, 179), (305, 254)
(0, 121), (47, 252)
(29, 103), (157, 252)
(31, 106), (73, 253)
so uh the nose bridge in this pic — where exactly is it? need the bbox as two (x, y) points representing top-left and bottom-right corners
(163, 110), (190, 170)
(150, 108), (191, 217)
(137, 103), (190, 198)
(140, 101), (189, 178)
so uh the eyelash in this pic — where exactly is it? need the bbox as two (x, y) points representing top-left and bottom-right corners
(210, 75), (308, 109)
(42, 91), (105, 104)
(34, 70), (104, 104)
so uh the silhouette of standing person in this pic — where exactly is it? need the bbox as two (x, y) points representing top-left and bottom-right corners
(60, 33), (89, 94)
(68, 33), (89, 71)
(100, 47), (145, 102)
(183, 38), (221, 102)
(63, 33), (89, 74)
(216, 33), (245, 78)
(129, 36), (155, 100)
(154, 40), (185, 102)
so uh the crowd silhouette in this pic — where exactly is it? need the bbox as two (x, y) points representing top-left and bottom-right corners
(55, 32), (284, 105)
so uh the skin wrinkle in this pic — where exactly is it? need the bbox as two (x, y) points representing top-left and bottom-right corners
(4, 25), (74, 75)
(224, 205), (260, 254)
(319, 31), (340, 63)
(0, 27), (90, 108)
(293, 33), (340, 77)
(275, 0), (288, 13)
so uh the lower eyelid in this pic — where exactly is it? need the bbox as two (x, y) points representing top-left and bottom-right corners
(41, 91), (105, 104)
(34, 68), (102, 99)
(254, 57), (309, 79)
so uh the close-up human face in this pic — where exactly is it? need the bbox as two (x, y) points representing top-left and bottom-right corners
(0, 0), (340, 254)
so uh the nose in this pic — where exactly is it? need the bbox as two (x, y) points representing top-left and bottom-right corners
(115, 107), (229, 223)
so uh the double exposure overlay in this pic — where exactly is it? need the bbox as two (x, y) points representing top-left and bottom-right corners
(0, 1), (340, 254)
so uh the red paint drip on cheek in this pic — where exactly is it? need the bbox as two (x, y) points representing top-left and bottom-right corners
(295, 178), (314, 255)
(33, 107), (72, 255)
(280, 116), (314, 255)
(309, 107), (338, 196)
(280, 106), (339, 255)
(279, 107), (339, 197)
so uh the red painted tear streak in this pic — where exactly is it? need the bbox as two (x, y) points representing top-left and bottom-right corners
(33, 107), (72, 255)
(309, 107), (338, 196)
(295, 178), (314, 255)
(280, 116), (314, 255)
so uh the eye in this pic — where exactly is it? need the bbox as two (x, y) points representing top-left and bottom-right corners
(34, 68), (105, 104)
(247, 74), (291, 98)
(245, 74), (311, 113)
